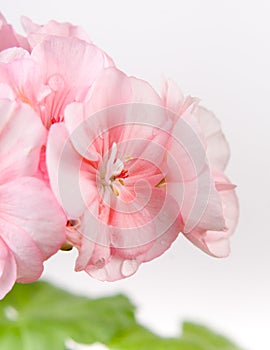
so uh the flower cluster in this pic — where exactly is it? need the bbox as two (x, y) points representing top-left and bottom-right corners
(0, 14), (238, 298)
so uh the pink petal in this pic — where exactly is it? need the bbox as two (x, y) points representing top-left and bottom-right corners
(0, 99), (46, 183)
(46, 122), (87, 217)
(83, 67), (132, 115)
(0, 217), (43, 283)
(0, 14), (29, 52)
(80, 186), (181, 281)
(65, 69), (172, 166)
(162, 79), (185, 114)
(85, 196), (181, 281)
(75, 201), (111, 271)
(110, 183), (179, 246)
(213, 173), (239, 237)
(0, 83), (15, 99)
(142, 216), (181, 263)
(21, 16), (40, 35)
(183, 174), (238, 257)
(161, 79), (198, 122)
(21, 16), (92, 48)
(0, 177), (66, 260)
(167, 167), (225, 234)
(0, 58), (51, 109)
(74, 236), (95, 272)
(138, 191), (182, 263)
(0, 13), (7, 25)
(116, 106), (172, 168)
(0, 236), (17, 299)
(0, 47), (30, 63)
(129, 76), (162, 104)
(0, 22), (21, 51)
(31, 36), (108, 125)
(64, 68), (132, 160)
(195, 106), (230, 171)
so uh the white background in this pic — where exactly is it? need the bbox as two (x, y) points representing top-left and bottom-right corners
(1, 1), (270, 349)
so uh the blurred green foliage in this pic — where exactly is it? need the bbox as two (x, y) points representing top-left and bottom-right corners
(0, 282), (243, 350)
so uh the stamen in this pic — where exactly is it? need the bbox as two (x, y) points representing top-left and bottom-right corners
(66, 219), (79, 228)
(110, 184), (119, 196)
(61, 242), (73, 251)
(113, 169), (129, 180)
(118, 178), (125, 186)
(156, 177), (166, 188)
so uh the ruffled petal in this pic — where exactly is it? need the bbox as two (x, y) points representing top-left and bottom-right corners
(161, 79), (198, 122)
(0, 58), (51, 109)
(83, 67), (132, 115)
(31, 36), (108, 126)
(0, 236), (17, 299)
(0, 217), (43, 283)
(21, 16), (92, 48)
(183, 174), (238, 257)
(0, 99), (46, 182)
(46, 122), (87, 217)
(0, 177), (66, 260)
(162, 79), (185, 113)
(80, 187), (181, 281)
(64, 68), (132, 160)
(0, 47), (30, 63)
(195, 106), (230, 171)
(0, 21), (21, 51)
(138, 191), (182, 263)
(130, 76), (162, 105)
(0, 13), (29, 51)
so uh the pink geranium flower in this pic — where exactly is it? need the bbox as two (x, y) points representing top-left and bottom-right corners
(0, 13), (238, 287)
(0, 99), (66, 299)
(46, 68), (238, 281)
(47, 67), (182, 281)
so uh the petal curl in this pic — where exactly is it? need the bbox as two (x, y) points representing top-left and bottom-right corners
(21, 16), (92, 48)
(195, 106), (230, 171)
(0, 99), (46, 182)
(0, 236), (16, 299)
(46, 122), (86, 218)
(0, 217), (43, 283)
(0, 177), (66, 260)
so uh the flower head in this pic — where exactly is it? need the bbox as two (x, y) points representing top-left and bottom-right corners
(47, 68), (182, 280)
(0, 13), (238, 288)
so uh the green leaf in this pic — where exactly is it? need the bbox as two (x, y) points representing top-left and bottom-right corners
(0, 281), (244, 350)
(108, 322), (243, 350)
(109, 325), (206, 350)
(181, 322), (241, 350)
(0, 281), (135, 350)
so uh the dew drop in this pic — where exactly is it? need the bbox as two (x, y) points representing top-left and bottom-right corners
(121, 259), (139, 277)
(95, 258), (105, 269)
(48, 74), (65, 92)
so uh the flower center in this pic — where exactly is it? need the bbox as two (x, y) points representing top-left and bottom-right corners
(100, 143), (129, 196)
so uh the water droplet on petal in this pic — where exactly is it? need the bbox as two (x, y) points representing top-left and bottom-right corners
(121, 259), (139, 277)
(48, 74), (65, 92)
(95, 258), (106, 269)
